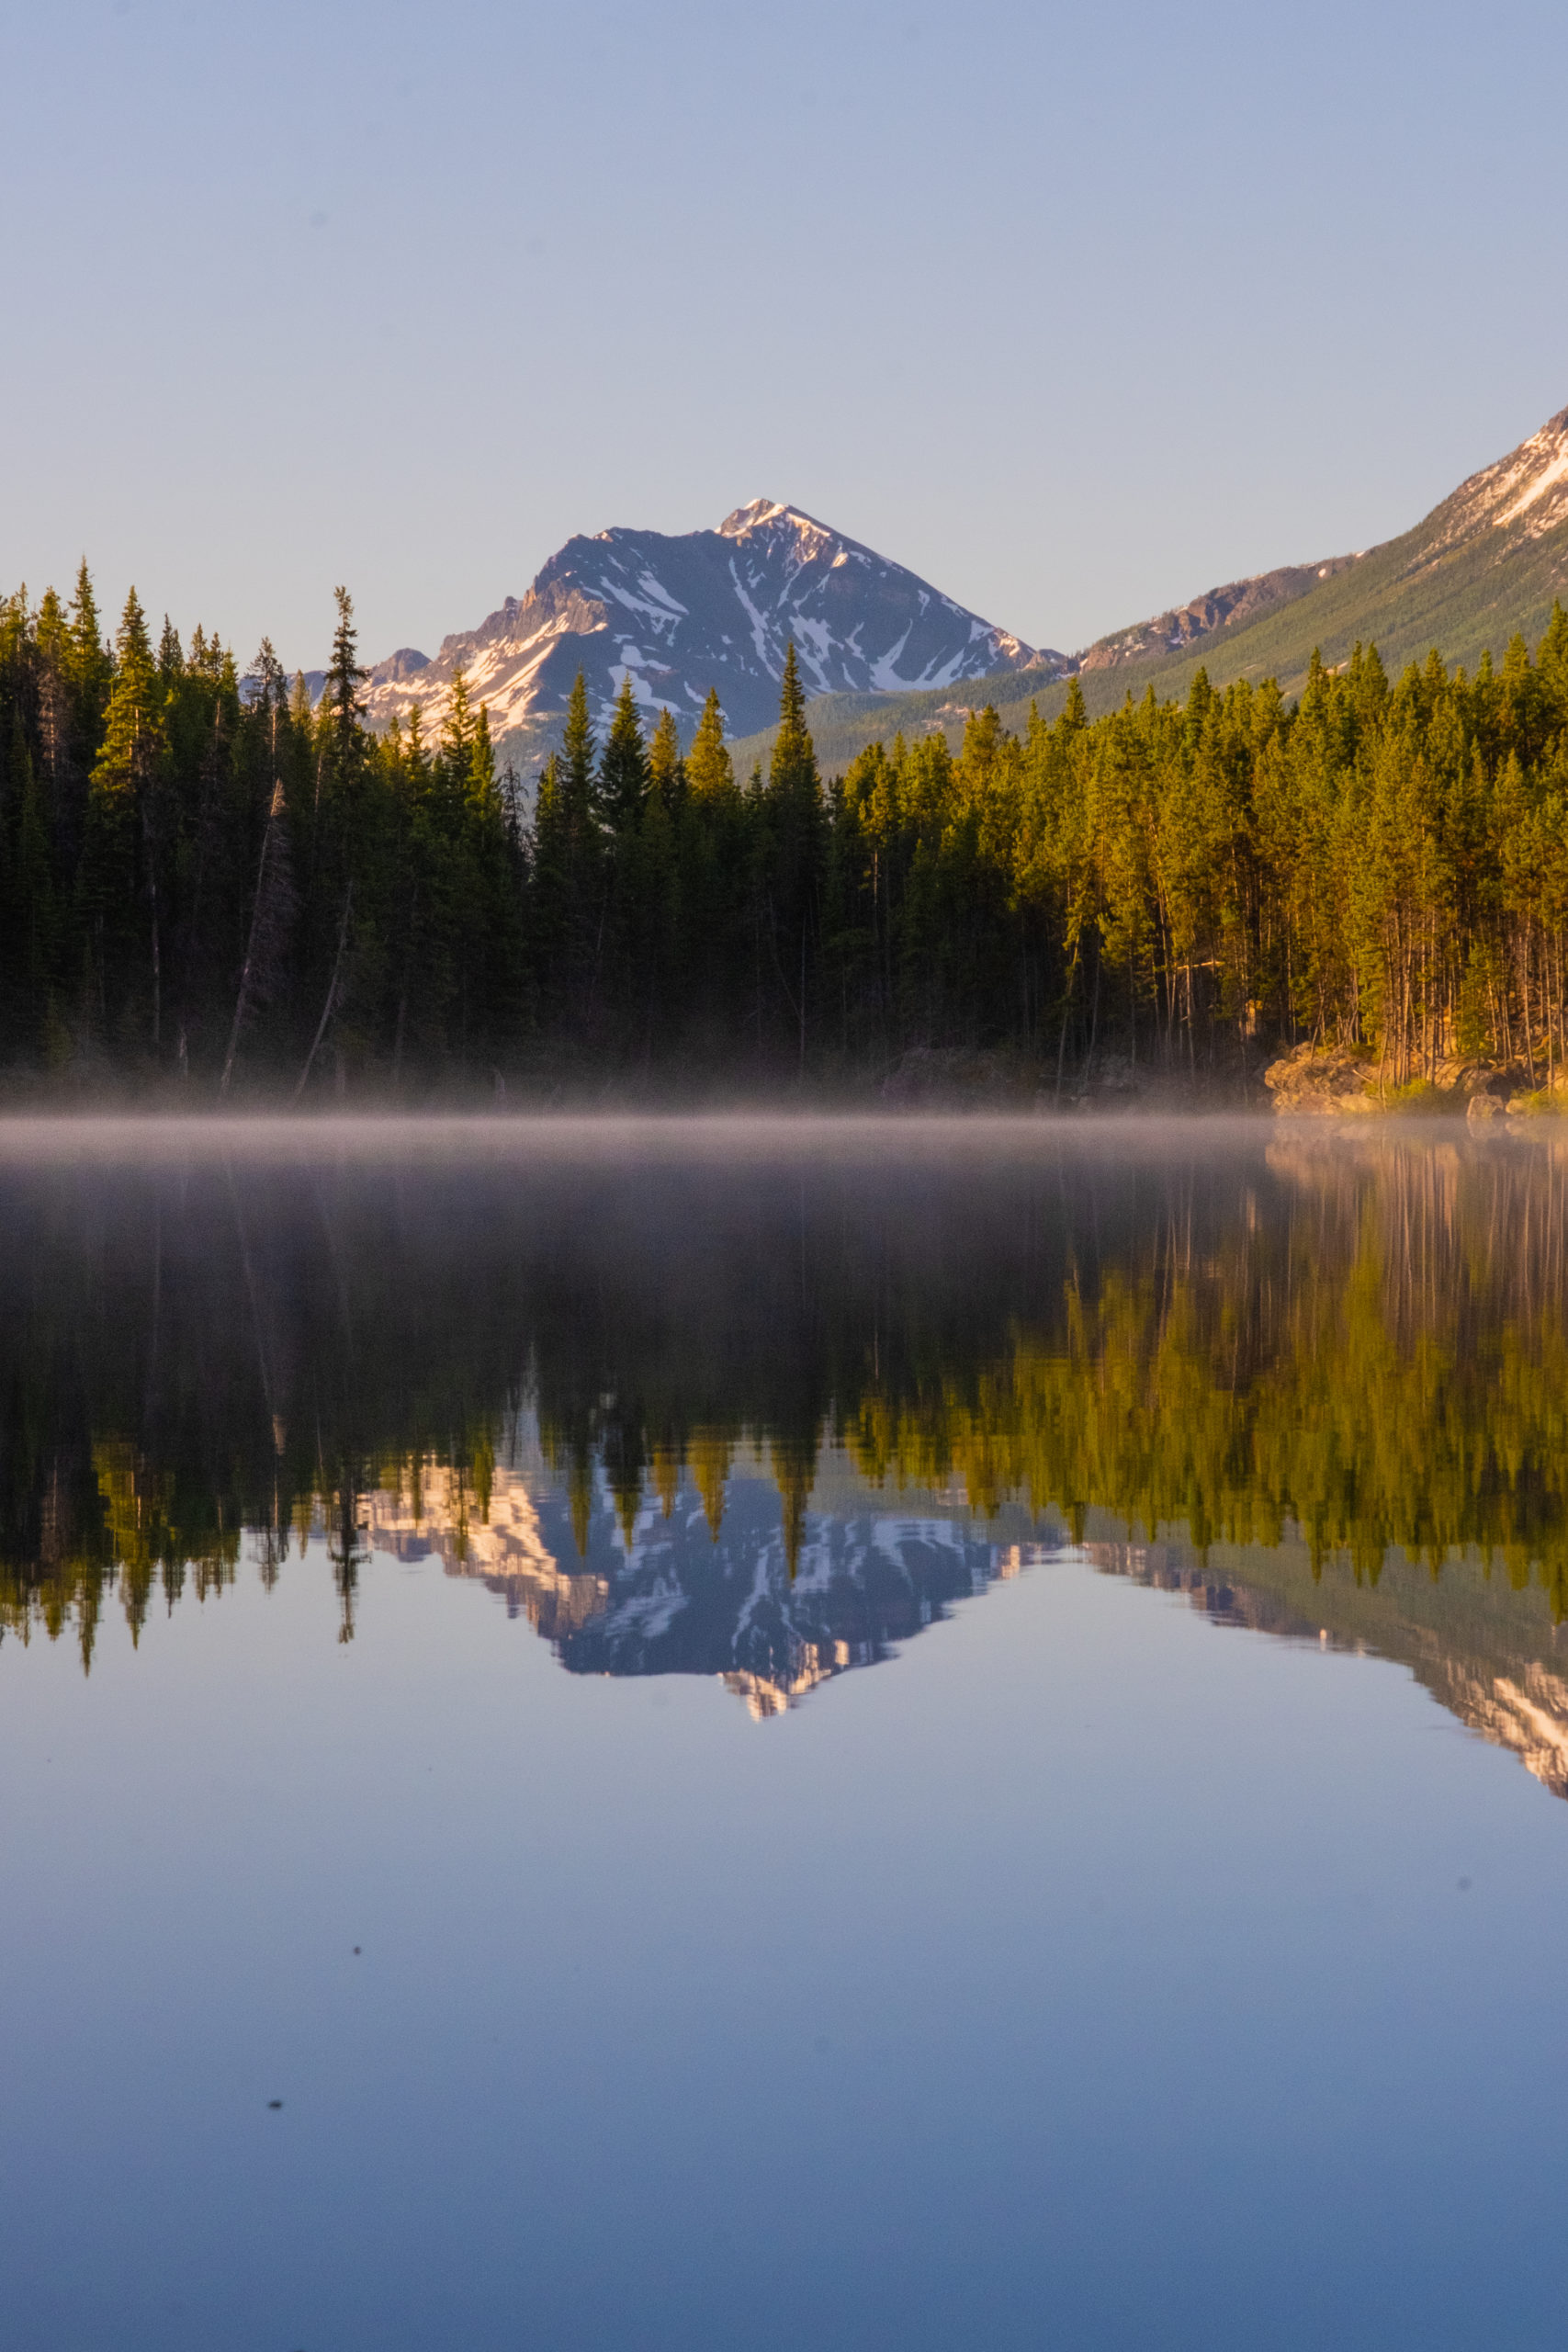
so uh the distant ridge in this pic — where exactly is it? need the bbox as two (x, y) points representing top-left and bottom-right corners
(728, 401), (1568, 771)
(1083, 399), (1568, 691)
(1076, 555), (1366, 673)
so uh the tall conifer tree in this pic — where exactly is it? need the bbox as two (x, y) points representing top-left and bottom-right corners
(597, 677), (649, 836)
(686, 688), (733, 800)
(648, 707), (684, 807)
(83, 589), (166, 1044)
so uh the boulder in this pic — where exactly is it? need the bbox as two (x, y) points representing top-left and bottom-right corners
(1262, 1042), (1378, 1115)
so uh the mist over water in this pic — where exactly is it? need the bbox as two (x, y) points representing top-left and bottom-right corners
(5, 1115), (1568, 2349)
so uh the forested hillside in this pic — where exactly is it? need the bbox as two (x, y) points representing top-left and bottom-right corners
(733, 402), (1568, 773)
(6, 565), (1568, 1097)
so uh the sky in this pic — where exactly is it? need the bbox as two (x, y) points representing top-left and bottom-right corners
(4, 0), (1568, 674)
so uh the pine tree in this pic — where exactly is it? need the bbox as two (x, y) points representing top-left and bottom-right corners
(562, 668), (595, 808)
(597, 676), (649, 836)
(531, 671), (604, 1034)
(220, 641), (298, 1091)
(442, 665), (476, 786)
(648, 707), (684, 807)
(323, 585), (367, 775)
(295, 589), (368, 1095)
(67, 560), (111, 752)
(83, 589), (166, 1046)
(761, 641), (824, 1069)
(468, 705), (501, 822)
(157, 616), (184, 685)
(686, 688), (733, 800)
(769, 640), (818, 803)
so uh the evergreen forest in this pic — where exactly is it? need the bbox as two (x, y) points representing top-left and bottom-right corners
(7, 569), (1568, 1093)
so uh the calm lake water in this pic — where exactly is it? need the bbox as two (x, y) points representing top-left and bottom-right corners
(4, 1115), (1568, 2351)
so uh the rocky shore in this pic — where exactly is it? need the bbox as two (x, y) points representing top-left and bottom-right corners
(1262, 1041), (1568, 1122)
(873, 1040), (1568, 1118)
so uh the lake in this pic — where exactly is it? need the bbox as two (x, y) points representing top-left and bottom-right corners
(3, 1115), (1567, 2351)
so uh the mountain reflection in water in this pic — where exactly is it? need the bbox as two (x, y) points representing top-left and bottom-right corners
(4, 1117), (1568, 1782)
(368, 1452), (1021, 1716)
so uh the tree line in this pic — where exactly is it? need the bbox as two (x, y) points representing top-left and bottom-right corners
(6, 565), (1568, 1089)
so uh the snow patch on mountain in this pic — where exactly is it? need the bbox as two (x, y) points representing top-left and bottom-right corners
(1427, 405), (1568, 548)
(345, 501), (1062, 772)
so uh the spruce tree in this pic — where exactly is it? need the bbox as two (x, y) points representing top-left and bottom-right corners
(597, 677), (649, 836)
(468, 706), (501, 822)
(83, 589), (166, 1045)
(67, 560), (111, 751)
(323, 585), (368, 794)
(648, 707), (684, 808)
(442, 665), (476, 785)
(561, 668), (595, 809)
(761, 641), (824, 1069)
(686, 688), (733, 800)
(299, 588), (369, 1093)
(32, 587), (75, 842)
(220, 639), (298, 1094)
(531, 672), (604, 1032)
(769, 640), (818, 802)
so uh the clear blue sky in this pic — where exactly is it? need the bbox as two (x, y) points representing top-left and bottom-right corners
(5, 0), (1567, 674)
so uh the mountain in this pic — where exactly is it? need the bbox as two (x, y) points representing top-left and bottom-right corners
(363, 1447), (1568, 1779)
(367, 1451), (1025, 1718)
(344, 501), (1062, 774)
(535, 1475), (1019, 1719)
(1082, 399), (1568, 694)
(1075, 553), (1366, 673)
(726, 401), (1568, 772)
(328, 402), (1568, 782)
(1086, 1529), (1568, 1804)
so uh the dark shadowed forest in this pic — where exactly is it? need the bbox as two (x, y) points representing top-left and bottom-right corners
(6, 571), (1568, 1095)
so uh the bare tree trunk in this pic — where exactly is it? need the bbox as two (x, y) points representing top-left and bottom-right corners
(220, 783), (285, 1096)
(294, 883), (353, 1103)
(1054, 943), (1080, 1106)
(144, 803), (161, 1053)
(392, 880), (419, 1091)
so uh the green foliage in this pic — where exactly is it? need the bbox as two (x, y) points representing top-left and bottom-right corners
(1379, 1079), (1461, 1114)
(10, 1139), (1568, 1675)
(597, 677), (649, 835)
(9, 564), (1568, 1091)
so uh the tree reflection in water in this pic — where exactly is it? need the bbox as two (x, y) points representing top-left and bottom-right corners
(3, 1119), (1568, 1781)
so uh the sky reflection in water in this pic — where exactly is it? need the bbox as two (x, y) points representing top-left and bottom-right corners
(2, 1117), (1567, 2351)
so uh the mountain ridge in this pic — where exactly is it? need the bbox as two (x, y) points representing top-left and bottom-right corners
(728, 401), (1568, 770)
(335, 499), (1062, 773)
(328, 401), (1568, 781)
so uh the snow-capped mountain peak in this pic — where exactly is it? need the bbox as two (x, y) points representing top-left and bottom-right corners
(1421, 403), (1568, 554)
(349, 503), (1062, 774)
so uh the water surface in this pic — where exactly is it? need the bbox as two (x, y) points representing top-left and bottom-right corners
(3, 1117), (1567, 2349)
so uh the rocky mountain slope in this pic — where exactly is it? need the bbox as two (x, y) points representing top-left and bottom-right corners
(728, 401), (1568, 771)
(1110, 398), (1568, 692)
(329, 401), (1568, 782)
(1076, 554), (1365, 673)
(341, 501), (1061, 774)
